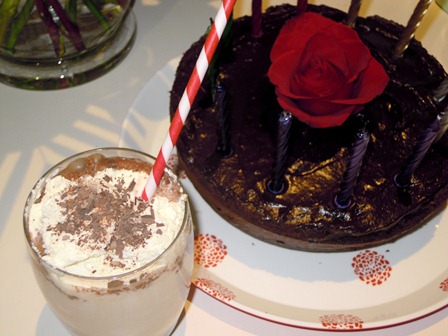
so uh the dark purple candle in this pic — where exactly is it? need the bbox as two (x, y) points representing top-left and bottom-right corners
(297, 0), (307, 15)
(395, 116), (440, 187)
(214, 83), (232, 157)
(268, 111), (293, 194)
(335, 128), (370, 209)
(433, 78), (448, 142)
(252, 0), (263, 37)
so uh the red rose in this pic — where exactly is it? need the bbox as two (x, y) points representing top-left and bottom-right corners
(268, 12), (389, 128)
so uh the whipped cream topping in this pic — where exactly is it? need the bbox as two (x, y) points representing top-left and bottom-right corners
(28, 165), (186, 277)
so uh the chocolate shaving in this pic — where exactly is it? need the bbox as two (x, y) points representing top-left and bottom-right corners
(127, 179), (136, 192)
(50, 173), (157, 266)
(107, 280), (124, 289)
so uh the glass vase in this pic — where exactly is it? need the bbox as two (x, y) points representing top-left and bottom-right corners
(0, 0), (136, 89)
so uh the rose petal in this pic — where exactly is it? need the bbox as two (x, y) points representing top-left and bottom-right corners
(298, 98), (356, 117)
(271, 13), (336, 61)
(291, 61), (347, 98)
(352, 58), (389, 101)
(268, 11), (389, 128)
(332, 58), (389, 104)
(338, 42), (371, 81)
(268, 51), (298, 87)
(300, 33), (350, 75)
(278, 93), (357, 128)
(293, 33), (350, 97)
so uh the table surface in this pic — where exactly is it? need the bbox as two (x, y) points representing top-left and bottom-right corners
(1, 0), (448, 335)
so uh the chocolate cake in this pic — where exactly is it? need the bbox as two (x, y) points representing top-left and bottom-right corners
(170, 4), (448, 251)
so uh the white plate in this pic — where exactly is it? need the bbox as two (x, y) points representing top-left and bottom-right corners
(119, 57), (448, 331)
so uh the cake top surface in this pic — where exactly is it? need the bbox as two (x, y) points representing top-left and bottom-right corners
(170, 3), (448, 251)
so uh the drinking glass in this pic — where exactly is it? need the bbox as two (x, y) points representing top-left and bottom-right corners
(24, 148), (194, 336)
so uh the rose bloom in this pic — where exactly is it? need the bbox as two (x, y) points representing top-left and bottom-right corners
(268, 12), (389, 128)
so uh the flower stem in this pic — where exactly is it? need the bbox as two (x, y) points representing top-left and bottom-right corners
(5, 0), (35, 53)
(47, 0), (85, 51)
(0, 0), (21, 44)
(82, 0), (109, 29)
(34, 0), (62, 57)
(66, 0), (78, 22)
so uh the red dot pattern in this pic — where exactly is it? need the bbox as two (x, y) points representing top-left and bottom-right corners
(195, 277), (236, 302)
(352, 250), (392, 286)
(320, 314), (363, 329)
(194, 233), (228, 268)
(440, 278), (448, 292)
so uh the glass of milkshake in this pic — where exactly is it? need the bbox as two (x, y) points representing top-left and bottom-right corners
(23, 148), (194, 336)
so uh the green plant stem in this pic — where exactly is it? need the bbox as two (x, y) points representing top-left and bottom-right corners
(66, 0), (77, 22)
(5, 0), (34, 53)
(0, 0), (21, 44)
(47, 0), (85, 50)
(82, 0), (109, 29)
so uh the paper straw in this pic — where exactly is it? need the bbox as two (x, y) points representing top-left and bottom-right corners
(141, 0), (237, 201)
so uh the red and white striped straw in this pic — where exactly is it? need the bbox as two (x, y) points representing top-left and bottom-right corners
(142, 0), (237, 201)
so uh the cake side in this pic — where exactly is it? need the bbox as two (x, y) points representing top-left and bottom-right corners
(170, 4), (448, 251)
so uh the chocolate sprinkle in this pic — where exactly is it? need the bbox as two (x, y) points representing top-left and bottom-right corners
(50, 175), (157, 268)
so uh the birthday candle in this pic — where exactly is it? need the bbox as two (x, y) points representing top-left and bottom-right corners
(393, 0), (433, 59)
(297, 0), (307, 15)
(435, 111), (448, 142)
(433, 77), (448, 102)
(214, 83), (232, 156)
(209, 14), (233, 100)
(335, 127), (370, 209)
(433, 78), (448, 142)
(268, 111), (293, 194)
(345, 0), (362, 27)
(252, 0), (263, 37)
(395, 116), (440, 187)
